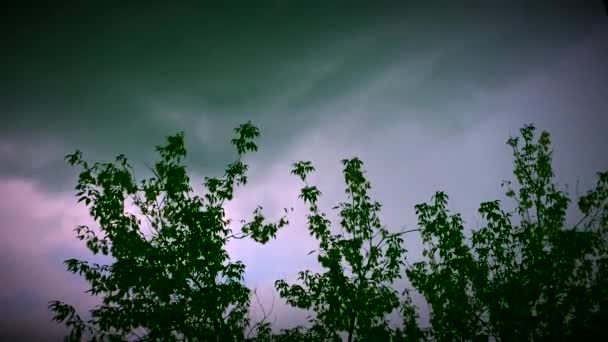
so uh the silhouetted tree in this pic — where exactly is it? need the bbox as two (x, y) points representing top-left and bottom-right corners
(275, 159), (422, 341)
(50, 121), (607, 341)
(407, 124), (608, 341)
(49, 122), (289, 341)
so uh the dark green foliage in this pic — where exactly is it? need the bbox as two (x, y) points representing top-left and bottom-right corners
(50, 122), (289, 341)
(275, 158), (421, 341)
(408, 124), (608, 341)
(51, 121), (607, 341)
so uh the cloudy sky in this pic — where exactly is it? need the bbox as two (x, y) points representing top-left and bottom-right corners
(2, 1), (607, 340)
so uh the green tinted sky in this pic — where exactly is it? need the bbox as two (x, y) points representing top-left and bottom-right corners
(1, 1), (607, 340)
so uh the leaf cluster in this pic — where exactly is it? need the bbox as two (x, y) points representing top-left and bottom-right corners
(51, 122), (607, 342)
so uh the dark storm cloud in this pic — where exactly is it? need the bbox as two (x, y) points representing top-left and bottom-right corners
(3, 1), (390, 192)
(354, 1), (605, 134)
(1, 1), (607, 337)
(4, 1), (604, 192)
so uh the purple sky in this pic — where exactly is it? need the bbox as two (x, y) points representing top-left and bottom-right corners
(1, 1), (607, 340)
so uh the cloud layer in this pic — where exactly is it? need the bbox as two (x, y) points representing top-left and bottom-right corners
(1, 1), (607, 339)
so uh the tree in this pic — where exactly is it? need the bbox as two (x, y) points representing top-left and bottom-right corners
(50, 121), (606, 341)
(407, 124), (608, 341)
(274, 159), (422, 341)
(49, 122), (290, 341)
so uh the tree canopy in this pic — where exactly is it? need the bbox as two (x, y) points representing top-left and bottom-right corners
(408, 125), (607, 341)
(50, 122), (607, 341)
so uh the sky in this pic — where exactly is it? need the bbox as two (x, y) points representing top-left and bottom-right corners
(2, 1), (608, 340)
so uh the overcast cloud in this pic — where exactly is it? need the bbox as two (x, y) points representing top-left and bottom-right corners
(1, 1), (607, 340)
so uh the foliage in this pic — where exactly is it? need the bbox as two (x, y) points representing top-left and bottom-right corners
(274, 158), (422, 341)
(407, 124), (608, 341)
(50, 121), (607, 341)
(49, 122), (289, 341)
